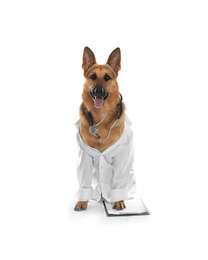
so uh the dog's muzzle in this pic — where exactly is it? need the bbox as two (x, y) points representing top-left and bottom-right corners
(90, 86), (108, 108)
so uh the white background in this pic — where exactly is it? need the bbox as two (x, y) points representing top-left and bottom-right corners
(0, 0), (208, 259)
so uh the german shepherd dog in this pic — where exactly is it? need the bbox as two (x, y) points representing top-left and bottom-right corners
(74, 47), (135, 211)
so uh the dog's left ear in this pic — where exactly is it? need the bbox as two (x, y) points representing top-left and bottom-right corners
(106, 48), (121, 76)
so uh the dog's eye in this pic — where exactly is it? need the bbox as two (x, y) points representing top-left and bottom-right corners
(104, 74), (111, 81)
(89, 73), (97, 81)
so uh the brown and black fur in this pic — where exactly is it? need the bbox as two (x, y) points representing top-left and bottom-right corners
(74, 47), (126, 211)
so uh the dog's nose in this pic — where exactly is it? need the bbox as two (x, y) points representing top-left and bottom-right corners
(94, 86), (105, 95)
(91, 86), (108, 100)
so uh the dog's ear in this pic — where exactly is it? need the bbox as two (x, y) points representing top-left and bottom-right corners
(106, 48), (121, 75)
(82, 47), (96, 75)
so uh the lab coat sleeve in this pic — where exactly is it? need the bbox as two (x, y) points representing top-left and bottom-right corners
(76, 147), (94, 201)
(109, 128), (135, 202)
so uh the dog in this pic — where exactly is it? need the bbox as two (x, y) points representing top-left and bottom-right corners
(74, 47), (136, 211)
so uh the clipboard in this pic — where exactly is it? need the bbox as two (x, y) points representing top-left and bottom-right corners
(103, 198), (150, 217)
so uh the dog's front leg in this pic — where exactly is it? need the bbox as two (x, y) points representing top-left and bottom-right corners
(110, 133), (135, 210)
(74, 148), (94, 211)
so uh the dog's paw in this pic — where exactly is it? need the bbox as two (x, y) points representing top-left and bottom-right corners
(113, 200), (126, 210)
(74, 201), (88, 211)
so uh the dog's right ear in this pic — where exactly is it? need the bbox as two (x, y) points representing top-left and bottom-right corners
(82, 47), (96, 75)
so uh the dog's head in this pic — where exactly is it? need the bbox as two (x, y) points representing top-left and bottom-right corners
(82, 47), (121, 110)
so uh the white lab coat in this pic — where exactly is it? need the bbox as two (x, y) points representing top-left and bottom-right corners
(75, 116), (136, 203)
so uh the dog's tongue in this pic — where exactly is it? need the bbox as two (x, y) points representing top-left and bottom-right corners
(94, 97), (104, 108)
